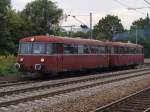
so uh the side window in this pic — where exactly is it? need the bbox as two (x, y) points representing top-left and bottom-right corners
(90, 46), (98, 54)
(78, 45), (84, 54)
(74, 45), (78, 54)
(142, 48), (144, 54)
(107, 47), (111, 54)
(111, 47), (115, 54)
(114, 47), (118, 54)
(97, 46), (105, 54)
(101, 46), (105, 53)
(124, 47), (128, 54)
(55, 43), (63, 54)
(47, 43), (53, 54)
(64, 44), (73, 54)
(47, 43), (63, 54)
(84, 45), (90, 54)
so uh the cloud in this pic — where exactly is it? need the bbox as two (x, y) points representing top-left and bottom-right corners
(110, 8), (146, 29)
(11, 1), (147, 29)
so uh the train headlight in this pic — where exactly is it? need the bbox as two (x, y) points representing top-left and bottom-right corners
(15, 63), (20, 70)
(20, 58), (24, 62)
(41, 58), (45, 62)
(31, 38), (35, 42)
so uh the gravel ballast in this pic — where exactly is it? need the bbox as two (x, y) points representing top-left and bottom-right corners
(1, 74), (150, 112)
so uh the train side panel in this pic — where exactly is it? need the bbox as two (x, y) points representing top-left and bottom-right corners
(62, 54), (109, 71)
(110, 54), (144, 67)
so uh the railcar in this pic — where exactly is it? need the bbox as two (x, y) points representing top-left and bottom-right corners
(106, 42), (144, 67)
(15, 35), (144, 75)
(15, 35), (109, 74)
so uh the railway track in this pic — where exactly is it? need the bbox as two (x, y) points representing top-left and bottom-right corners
(0, 68), (149, 108)
(0, 67), (147, 88)
(92, 87), (150, 112)
(0, 68), (149, 96)
(0, 67), (149, 89)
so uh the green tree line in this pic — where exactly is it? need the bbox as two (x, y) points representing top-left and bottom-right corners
(0, 0), (63, 55)
(0, 0), (150, 57)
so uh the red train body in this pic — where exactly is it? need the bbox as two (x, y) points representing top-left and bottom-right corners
(15, 35), (144, 74)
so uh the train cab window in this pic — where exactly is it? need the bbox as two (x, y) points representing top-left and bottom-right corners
(78, 45), (84, 54)
(33, 43), (46, 54)
(19, 43), (32, 54)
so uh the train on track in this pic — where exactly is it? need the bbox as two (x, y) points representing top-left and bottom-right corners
(15, 35), (144, 75)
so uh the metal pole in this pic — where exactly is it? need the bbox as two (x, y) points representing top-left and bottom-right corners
(136, 25), (138, 44)
(90, 12), (93, 39)
(70, 26), (73, 37)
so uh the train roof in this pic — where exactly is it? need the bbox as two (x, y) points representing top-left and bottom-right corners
(20, 35), (106, 46)
(20, 35), (143, 48)
(105, 41), (143, 48)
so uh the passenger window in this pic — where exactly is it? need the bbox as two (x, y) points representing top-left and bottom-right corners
(47, 43), (63, 54)
(47, 44), (53, 54)
(78, 45), (84, 54)
(84, 45), (90, 54)
(90, 46), (97, 54)
(64, 44), (74, 54)
(111, 47), (115, 54)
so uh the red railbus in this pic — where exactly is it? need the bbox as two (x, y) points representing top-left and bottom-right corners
(15, 35), (144, 75)
(106, 42), (144, 67)
(16, 35), (109, 74)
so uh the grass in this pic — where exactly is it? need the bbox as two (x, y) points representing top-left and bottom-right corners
(0, 56), (19, 76)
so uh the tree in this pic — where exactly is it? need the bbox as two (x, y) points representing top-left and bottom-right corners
(0, 0), (11, 55)
(93, 15), (124, 40)
(130, 14), (150, 58)
(21, 0), (63, 35)
(72, 31), (89, 38)
(130, 14), (150, 31)
(6, 8), (30, 54)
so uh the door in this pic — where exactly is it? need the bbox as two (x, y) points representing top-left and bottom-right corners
(55, 43), (63, 72)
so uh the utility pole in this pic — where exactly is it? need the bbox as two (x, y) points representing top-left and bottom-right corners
(136, 25), (138, 44)
(61, 25), (76, 37)
(44, 0), (49, 34)
(90, 12), (93, 39)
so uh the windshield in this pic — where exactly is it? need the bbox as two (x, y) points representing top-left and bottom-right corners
(19, 42), (53, 54)
(20, 43), (32, 54)
(33, 43), (45, 54)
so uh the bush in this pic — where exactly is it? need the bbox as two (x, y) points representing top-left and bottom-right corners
(0, 55), (19, 76)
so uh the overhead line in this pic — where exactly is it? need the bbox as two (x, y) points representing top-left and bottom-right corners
(112, 0), (145, 14)
(144, 0), (150, 6)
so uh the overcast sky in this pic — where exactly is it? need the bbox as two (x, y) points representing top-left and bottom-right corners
(11, 0), (150, 29)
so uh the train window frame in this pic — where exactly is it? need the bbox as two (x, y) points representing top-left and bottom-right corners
(33, 43), (46, 54)
(78, 45), (84, 54)
(84, 45), (90, 54)
(111, 47), (115, 54)
(46, 43), (63, 55)
(64, 44), (78, 54)
(19, 42), (33, 54)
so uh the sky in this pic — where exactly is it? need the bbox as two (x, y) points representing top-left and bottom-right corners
(11, 0), (150, 29)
